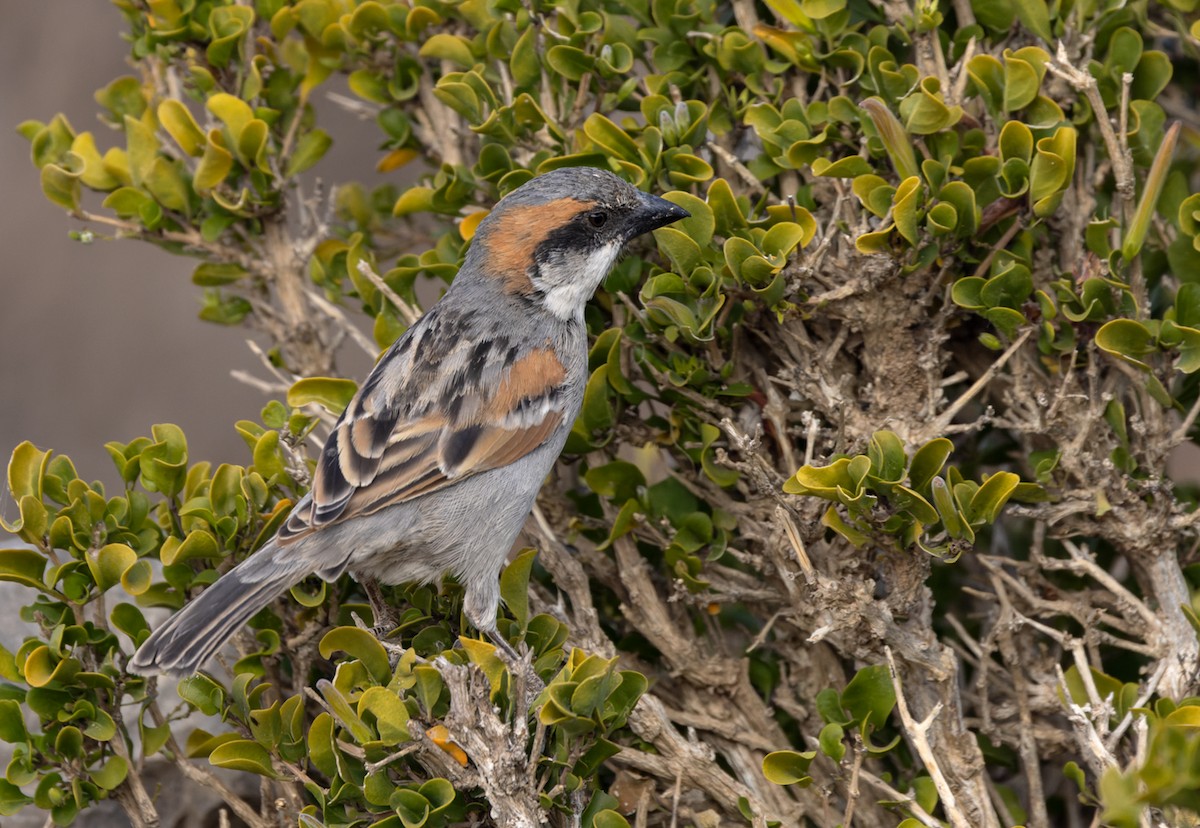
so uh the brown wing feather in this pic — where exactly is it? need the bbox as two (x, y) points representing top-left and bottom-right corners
(344, 411), (563, 518)
(278, 325), (568, 546)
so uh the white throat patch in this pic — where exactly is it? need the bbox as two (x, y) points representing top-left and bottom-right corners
(540, 241), (622, 321)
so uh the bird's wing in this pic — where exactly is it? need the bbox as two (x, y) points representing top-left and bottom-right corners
(278, 310), (568, 544)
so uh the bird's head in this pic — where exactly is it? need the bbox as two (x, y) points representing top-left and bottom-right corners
(465, 167), (690, 321)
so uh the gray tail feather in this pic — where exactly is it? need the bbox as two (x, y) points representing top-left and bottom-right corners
(128, 543), (309, 676)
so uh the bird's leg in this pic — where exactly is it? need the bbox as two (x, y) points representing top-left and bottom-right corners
(485, 627), (521, 663)
(485, 628), (546, 700)
(361, 577), (400, 638)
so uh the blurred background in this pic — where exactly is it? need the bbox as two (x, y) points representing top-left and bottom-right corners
(0, 9), (406, 824)
(0, 3), (390, 493)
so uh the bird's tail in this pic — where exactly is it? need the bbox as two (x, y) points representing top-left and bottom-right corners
(128, 541), (309, 676)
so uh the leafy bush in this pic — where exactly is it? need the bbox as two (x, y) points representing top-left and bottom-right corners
(8, 0), (1200, 826)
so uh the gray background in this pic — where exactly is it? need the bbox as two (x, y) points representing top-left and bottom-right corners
(0, 3), (389, 490)
(0, 7), (396, 825)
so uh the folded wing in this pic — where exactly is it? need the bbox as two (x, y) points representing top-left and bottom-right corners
(279, 312), (568, 544)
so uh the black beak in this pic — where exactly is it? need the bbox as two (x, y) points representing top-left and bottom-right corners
(627, 190), (690, 239)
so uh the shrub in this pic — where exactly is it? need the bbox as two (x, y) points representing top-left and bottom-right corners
(8, 0), (1200, 826)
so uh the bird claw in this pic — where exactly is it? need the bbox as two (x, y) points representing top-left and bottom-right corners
(487, 632), (546, 702)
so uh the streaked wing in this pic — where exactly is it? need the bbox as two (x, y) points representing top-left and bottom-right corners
(279, 309), (567, 544)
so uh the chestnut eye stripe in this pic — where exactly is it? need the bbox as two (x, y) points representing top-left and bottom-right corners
(481, 197), (593, 293)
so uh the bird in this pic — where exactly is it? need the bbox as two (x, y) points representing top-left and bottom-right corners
(130, 167), (689, 676)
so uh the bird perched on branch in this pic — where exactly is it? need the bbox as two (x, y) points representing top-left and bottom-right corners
(131, 167), (689, 676)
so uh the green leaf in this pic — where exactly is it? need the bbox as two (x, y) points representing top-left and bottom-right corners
(253, 430), (284, 479)
(900, 77), (962, 135)
(209, 739), (279, 778)
(509, 26), (540, 88)
(1099, 766), (1143, 828)
(0, 549), (47, 591)
(1011, 0), (1052, 41)
(585, 461), (646, 502)
(178, 674), (225, 715)
(999, 121), (1034, 165)
(110, 603), (149, 644)
(861, 98), (919, 181)
(785, 457), (856, 498)
(290, 579), (327, 608)
(393, 185), (435, 217)
(867, 430), (906, 484)
(812, 155), (874, 178)
(29, 112), (76, 169)
(1095, 319), (1157, 370)
(318, 678), (374, 742)
(892, 177), (922, 246)
(123, 115), (159, 190)
(358, 686), (411, 745)
(967, 472), (1020, 524)
(1123, 121), (1179, 261)
(818, 722), (846, 761)
(499, 548), (537, 629)
(584, 114), (640, 163)
(421, 34), (475, 66)
(70, 131), (120, 189)
(286, 129), (332, 177)
(288, 377), (358, 413)
(319, 626), (391, 684)
(593, 810), (632, 828)
(194, 130), (234, 192)
(762, 750), (817, 786)
(102, 186), (155, 219)
(0, 778), (32, 815)
(235, 118), (269, 172)
(91, 756), (129, 791)
(460, 637), (507, 693)
(159, 529), (220, 566)
(7, 442), (49, 504)
(0, 700), (28, 743)
(40, 162), (80, 211)
(654, 227), (703, 273)
(54, 726), (84, 759)
(158, 100), (205, 156)
(931, 475), (969, 540)
(207, 93), (254, 142)
(547, 45), (595, 81)
(909, 438), (953, 490)
(192, 262), (248, 286)
(86, 543), (136, 592)
(24, 646), (80, 688)
(1030, 126), (1076, 217)
(841, 664), (896, 731)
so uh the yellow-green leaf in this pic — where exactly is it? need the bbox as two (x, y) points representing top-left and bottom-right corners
(158, 100), (205, 156)
(288, 377), (358, 413)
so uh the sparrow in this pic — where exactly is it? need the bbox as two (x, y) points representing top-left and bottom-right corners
(130, 167), (689, 675)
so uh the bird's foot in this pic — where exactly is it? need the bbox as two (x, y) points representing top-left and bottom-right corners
(361, 577), (401, 639)
(487, 630), (546, 703)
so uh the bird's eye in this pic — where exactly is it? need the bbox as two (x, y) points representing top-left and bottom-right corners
(586, 210), (608, 228)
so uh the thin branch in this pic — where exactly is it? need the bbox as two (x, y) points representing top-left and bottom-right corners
(306, 288), (379, 358)
(356, 259), (422, 326)
(1048, 44), (1134, 205)
(858, 768), (942, 828)
(885, 646), (970, 828)
(928, 328), (1032, 434)
(72, 209), (251, 266)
